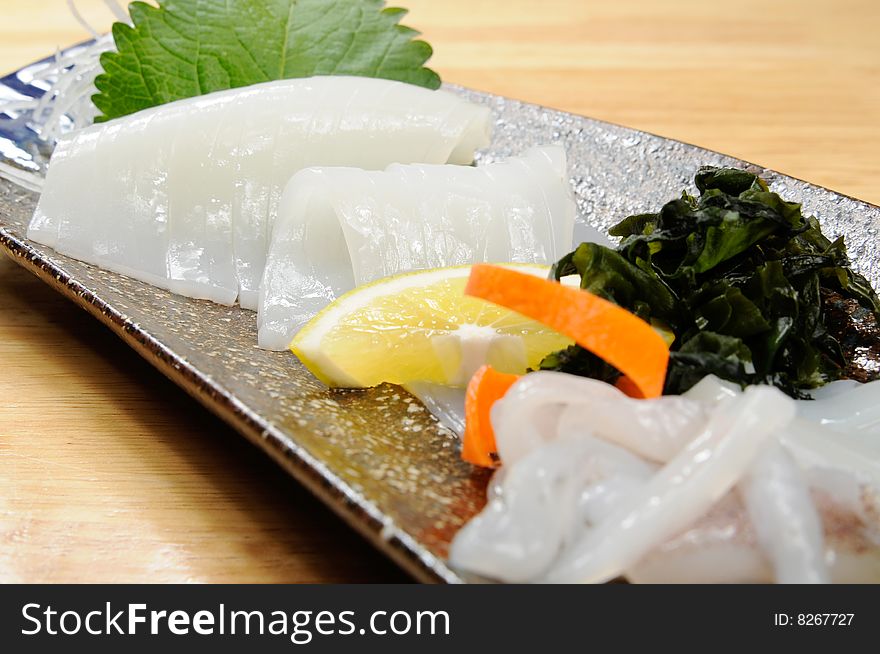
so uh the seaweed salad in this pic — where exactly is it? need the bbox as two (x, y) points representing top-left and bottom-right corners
(542, 166), (880, 398)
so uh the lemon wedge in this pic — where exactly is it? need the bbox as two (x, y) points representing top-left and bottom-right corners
(290, 264), (574, 387)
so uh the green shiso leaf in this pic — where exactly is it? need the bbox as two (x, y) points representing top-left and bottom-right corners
(541, 166), (880, 397)
(92, 0), (441, 121)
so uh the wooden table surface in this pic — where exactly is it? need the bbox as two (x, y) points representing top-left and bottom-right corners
(1, 0), (878, 583)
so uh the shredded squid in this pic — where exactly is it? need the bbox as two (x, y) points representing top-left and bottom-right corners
(448, 373), (880, 583)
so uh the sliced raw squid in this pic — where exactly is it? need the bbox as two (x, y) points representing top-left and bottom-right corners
(627, 488), (880, 583)
(447, 373), (880, 583)
(28, 76), (492, 305)
(257, 146), (577, 350)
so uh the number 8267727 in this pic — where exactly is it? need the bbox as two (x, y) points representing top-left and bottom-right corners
(773, 613), (854, 626)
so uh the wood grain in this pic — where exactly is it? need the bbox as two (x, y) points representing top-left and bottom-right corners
(1, 0), (877, 583)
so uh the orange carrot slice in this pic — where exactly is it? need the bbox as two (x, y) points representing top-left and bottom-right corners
(462, 364), (521, 467)
(614, 375), (643, 398)
(465, 264), (669, 399)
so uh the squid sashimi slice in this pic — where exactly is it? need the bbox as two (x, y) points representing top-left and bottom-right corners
(29, 76), (492, 304)
(27, 125), (97, 249)
(166, 96), (239, 303)
(228, 91), (284, 308)
(50, 124), (108, 259)
(257, 146), (577, 350)
(98, 111), (174, 289)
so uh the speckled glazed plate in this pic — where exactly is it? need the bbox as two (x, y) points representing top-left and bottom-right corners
(2, 48), (879, 584)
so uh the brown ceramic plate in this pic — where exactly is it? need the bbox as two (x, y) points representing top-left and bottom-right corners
(2, 51), (879, 583)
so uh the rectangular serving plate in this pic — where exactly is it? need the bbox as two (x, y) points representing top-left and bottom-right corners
(2, 56), (879, 583)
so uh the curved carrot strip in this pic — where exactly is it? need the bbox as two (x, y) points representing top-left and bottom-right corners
(614, 375), (644, 398)
(465, 264), (669, 399)
(462, 364), (521, 467)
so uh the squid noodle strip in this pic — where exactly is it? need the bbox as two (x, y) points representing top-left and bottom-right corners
(806, 378), (862, 400)
(627, 485), (880, 583)
(798, 379), (880, 434)
(543, 386), (795, 583)
(449, 431), (655, 582)
(724, 378), (880, 486)
(492, 372), (707, 465)
(738, 441), (829, 583)
(780, 418), (880, 488)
